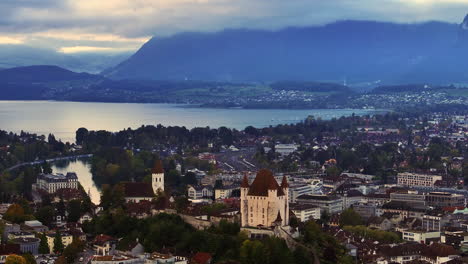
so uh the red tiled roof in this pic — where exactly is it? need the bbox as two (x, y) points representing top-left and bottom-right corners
(192, 252), (212, 264)
(247, 169), (284, 197)
(93, 234), (116, 246)
(152, 160), (164, 174)
(123, 182), (154, 198)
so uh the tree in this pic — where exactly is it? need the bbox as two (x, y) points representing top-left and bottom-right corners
(182, 172), (197, 186)
(38, 233), (50, 254)
(240, 240), (267, 264)
(5, 255), (26, 264)
(3, 204), (26, 223)
(41, 162), (52, 174)
(67, 200), (82, 222)
(63, 239), (85, 263)
(339, 208), (363, 227)
(76, 127), (89, 145)
(21, 254), (36, 264)
(35, 206), (54, 227)
(53, 231), (64, 254)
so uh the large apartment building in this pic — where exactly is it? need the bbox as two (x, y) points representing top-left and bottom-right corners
(397, 173), (442, 187)
(36, 172), (79, 194)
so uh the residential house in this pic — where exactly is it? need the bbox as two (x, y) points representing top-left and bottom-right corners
(46, 232), (73, 254)
(93, 234), (117, 256)
(368, 217), (393, 231)
(187, 185), (213, 202)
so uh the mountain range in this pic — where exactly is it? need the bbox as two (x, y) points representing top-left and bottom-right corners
(104, 17), (468, 85)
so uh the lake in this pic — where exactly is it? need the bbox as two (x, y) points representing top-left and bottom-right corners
(0, 101), (382, 143)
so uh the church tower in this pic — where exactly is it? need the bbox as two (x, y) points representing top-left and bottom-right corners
(152, 160), (164, 194)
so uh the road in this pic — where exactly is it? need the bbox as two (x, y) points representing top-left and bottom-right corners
(216, 148), (258, 171)
(5, 154), (93, 172)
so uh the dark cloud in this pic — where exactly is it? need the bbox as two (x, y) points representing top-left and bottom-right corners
(0, 0), (467, 52)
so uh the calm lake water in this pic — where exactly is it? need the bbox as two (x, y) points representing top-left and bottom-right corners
(0, 101), (381, 143)
(52, 159), (100, 204)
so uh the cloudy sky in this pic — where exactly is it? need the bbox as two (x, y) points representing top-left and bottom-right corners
(1, 0), (468, 54)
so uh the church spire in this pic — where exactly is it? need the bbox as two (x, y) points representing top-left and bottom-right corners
(152, 160), (164, 174)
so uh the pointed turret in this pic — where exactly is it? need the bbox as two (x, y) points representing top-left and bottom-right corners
(281, 175), (289, 188)
(152, 160), (164, 174)
(241, 173), (250, 188)
(274, 211), (282, 226)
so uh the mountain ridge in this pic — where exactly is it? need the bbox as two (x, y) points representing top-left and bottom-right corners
(104, 18), (465, 84)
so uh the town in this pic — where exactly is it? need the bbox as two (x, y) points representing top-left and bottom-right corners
(0, 111), (467, 264)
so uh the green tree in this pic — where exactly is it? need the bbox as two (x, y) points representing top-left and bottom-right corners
(38, 233), (50, 254)
(339, 208), (363, 227)
(67, 200), (82, 222)
(76, 127), (89, 145)
(53, 231), (64, 254)
(63, 239), (84, 263)
(240, 240), (267, 264)
(41, 162), (52, 174)
(21, 254), (36, 264)
(35, 206), (54, 227)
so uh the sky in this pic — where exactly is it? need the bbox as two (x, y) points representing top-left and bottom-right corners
(1, 0), (468, 54)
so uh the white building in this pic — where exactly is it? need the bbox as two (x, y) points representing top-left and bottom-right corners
(46, 232), (73, 254)
(187, 185), (213, 201)
(91, 255), (140, 264)
(401, 229), (441, 244)
(397, 173), (442, 188)
(288, 183), (313, 203)
(240, 169), (289, 227)
(275, 144), (298, 157)
(290, 204), (321, 222)
(36, 172), (78, 193)
(214, 185), (238, 200)
(145, 252), (188, 264)
(296, 194), (343, 215)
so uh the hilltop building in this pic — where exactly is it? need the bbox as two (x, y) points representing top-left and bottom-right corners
(36, 172), (78, 193)
(240, 169), (289, 228)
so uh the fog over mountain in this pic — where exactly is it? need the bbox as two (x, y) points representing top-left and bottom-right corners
(0, 45), (131, 73)
(104, 17), (468, 85)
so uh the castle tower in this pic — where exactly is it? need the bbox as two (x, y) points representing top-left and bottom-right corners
(240, 173), (250, 227)
(240, 169), (289, 228)
(280, 175), (289, 226)
(152, 160), (164, 194)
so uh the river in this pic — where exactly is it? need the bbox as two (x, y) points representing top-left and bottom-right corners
(51, 159), (100, 204)
(0, 101), (381, 143)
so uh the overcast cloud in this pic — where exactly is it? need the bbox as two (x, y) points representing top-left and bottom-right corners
(0, 0), (467, 53)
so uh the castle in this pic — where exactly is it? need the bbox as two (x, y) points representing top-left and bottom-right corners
(241, 169), (289, 228)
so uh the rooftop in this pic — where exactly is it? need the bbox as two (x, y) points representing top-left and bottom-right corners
(247, 169), (284, 197)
